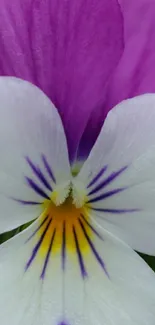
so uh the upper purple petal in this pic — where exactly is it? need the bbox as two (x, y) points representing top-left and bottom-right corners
(0, 0), (123, 161)
(105, 0), (155, 108)
(77, 0), (155, 160)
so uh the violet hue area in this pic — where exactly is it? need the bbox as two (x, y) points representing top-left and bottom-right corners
(0, 0), (123, 162)
(76, 0), (155, 159)
(0, 1), (154, 160)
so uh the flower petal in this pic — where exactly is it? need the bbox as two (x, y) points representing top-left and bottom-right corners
(0, 220), (155, 324)
(84, 226), (155, 325)
(0, 77), (70, 233)
(105, 0), (155, 109)
(0, 0), (124, 161)
(76, 94), (155, 254)
(77, 0), (155, 161)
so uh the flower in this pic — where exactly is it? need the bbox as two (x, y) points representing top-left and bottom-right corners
(0, 77), (155, 324)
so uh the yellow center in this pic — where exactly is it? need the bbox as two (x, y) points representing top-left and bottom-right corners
(38, 194), (92, 258)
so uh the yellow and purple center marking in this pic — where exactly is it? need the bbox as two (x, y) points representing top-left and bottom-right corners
(13, 155), (138, 280)
(26, 190), (106, 279)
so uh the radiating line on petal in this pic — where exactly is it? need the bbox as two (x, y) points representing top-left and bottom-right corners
(80, 214), (103, 240)
(72, 225), (87, 278)
(25, 176), (50, 200)
(13, 199), (41, 205)
(92, 207), (140, 214)
(87, 188), (126, 203)
(42, 154), (56, 184)
(25, 218), (52, 270)
(26, 157), (53, 191)
(40, 228), (56, 279)
(87, 166), (108, 188)
(78, 219), (108, 277)
(88, 166), (128, 196)
(26, 216), (49, 242)
(62, 221), (66, 271)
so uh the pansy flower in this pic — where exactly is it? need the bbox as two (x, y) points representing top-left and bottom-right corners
(0, 0), (155, 324)
(0, 78), (155, 325)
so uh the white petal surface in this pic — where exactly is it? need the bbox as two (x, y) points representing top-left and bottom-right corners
(0, 77), (70, 233)
(84, 223), (155, 325)
(76, 94), (155, 254)
(0, 219), (155, 325)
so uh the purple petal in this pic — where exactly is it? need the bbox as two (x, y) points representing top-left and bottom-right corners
(77, 0), (155, 160)
(0, 0), (123, 161)
(105, 0), (155, 109)
(106, 0), (155, 107)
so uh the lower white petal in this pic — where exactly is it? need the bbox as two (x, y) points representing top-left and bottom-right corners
(0, 217), (155, 325)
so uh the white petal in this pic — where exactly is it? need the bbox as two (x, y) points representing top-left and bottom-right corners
(77, 94), (155, 254)
(0, 218), (155, 325)
(0, 77), (70, 233)
(84, 224), (155, 325)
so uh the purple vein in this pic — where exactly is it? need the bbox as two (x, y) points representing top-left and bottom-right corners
(87, 188), (126, 204)
(40, 228), (56, 279)
(25, 177), (50, 200)
(91, 207), (140, 214)
(62, 221), (66, 271)
(87, 166), (108, 188)
(88, 166), (128, 196)
(80, 214), (103, 240)
(26, 157), (52, 191)
(42, 155), (56, 184)
(26, 216), (49, 242)
(72, 226), (87, 278)
(25, 218), (52, 271)
(78, 218), (108, 277)
(13, 198), (41, 205)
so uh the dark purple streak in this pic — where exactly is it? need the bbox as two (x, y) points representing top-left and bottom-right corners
(40, 228), (56, 279)
(88, 166), (128, 196)
(26, 157), (52, 191)
(87, 166), (108, 188)
(25, 218), (52, 271)
(91, 207), (140, 214)
(42, 155), (56, 183)
(62, 221), (66, 270)
(79, 219), (108, 277)
(13, 199), (41, 205)
(80, 214), (103, 240)
(25, 177), (50, 200)
(26, 216), (49, 242)
(87, 188), (126, 203)
(72, 226), (87, 278)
